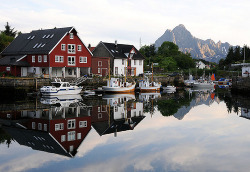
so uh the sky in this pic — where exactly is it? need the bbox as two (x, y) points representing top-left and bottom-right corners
(0, 0), (250, 49)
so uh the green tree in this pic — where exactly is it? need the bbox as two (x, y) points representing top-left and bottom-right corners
(3, 22), (17, 37)
(0, 32), (14, 52)
(157, 41), (180, 57)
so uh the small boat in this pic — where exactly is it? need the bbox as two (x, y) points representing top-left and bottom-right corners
(40, 78), (83, 96)
(83, 90), (95, 95)
(192, 73), (215, 88)
(102, 78), (135, 93)
(162, 85), (176, 91)
(184, 74), (195, 87)
(138, 77), (161, 92)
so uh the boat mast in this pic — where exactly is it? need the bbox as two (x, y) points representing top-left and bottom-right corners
(108, 58), (111, 87)
(151, 62), (153, 82)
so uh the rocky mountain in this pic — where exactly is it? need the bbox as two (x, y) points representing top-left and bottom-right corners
(155, 24), (231, 63)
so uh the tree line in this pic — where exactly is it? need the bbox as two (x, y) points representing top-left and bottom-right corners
(218, 45), (250, 70)
(139, 41), (195, 72)
(0, 22), (18, 52)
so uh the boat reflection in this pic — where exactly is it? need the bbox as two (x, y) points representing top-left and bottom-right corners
(91, 93), (145, 137)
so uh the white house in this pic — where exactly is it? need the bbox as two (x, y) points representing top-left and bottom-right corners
(196, 61), (206, 69)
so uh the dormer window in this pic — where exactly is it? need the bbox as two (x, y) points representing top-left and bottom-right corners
(70, 33), (74, 39)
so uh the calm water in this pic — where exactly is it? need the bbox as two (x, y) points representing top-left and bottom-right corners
(0, 88), (250, 172)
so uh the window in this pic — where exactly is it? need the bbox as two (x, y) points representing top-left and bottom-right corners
(139, 60), (142, 65)
(77, 133), (81, 140)
(32, 56), (35, 63)
(134, 60), (136, 65)
(115, 67), (118, 75)
(68, 44), (75, 53)
(55, 123), (64, 131)
(61, 135), (66, 142)
(98, 61), (102, 66)
(32, 122), (36, 129)
(68, 56), (75, 65)
(79, 121), (87, 128)
(6, 67), (10, 71)
(38, 123), (42, 130)
(38, 55), (42, 62)
(68, 131), (76, 141)
(44, 55), (47, 62)
(78, 45), (82, 51)
(44, 124), (47, 131)
(70, 33), (74, 39)
(122, 59), (124, 65)
(61, 44), (66, 51)
(98, 68), (100, 73)
(98, 113), (102, 119)
(69, 145), (74, 152)
(80, 56), (87, 63)
(68, 119), (76, 129)
(55, 56), (64, 62)
(98, 107), (101, 112)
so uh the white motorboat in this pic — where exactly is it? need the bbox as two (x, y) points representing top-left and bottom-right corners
(40, 78), (83, 96)
(162, 85), (176, 91)
(138, 77), (161, 92)
(192, 80), (215, 88)
(184, 74), (195, 87)
(102, 78), (135, 93)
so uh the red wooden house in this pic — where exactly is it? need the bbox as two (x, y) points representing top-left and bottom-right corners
(0, 27), (92, 78)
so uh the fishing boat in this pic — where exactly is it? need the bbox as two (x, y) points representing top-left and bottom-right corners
(102, 78), (135, 93)
(138, 77), (161, 92)
(40, 78), (83, 96)
(138, 63), (161, 92)
(192, 73), (215, 88)
(102, 58), (135, 93)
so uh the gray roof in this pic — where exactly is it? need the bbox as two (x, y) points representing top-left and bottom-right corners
(0, 55), (30, 66)
(1, 27), (74, 55)
(100, 42), (145, 60)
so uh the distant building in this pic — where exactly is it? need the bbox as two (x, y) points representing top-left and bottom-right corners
(92, 41), (145, 76)
(196, 61), (206, 69)
(0, 27), (92, 78)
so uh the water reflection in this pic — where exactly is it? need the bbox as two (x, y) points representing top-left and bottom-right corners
(2, 89), (250, 171)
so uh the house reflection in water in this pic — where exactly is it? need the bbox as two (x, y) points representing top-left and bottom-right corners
(91, 94), (145, 137)
(0, 95), (92, 158)
(240, 108), (250, 119)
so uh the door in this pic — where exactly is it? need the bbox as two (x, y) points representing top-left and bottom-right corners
(21, 67), (27, 77)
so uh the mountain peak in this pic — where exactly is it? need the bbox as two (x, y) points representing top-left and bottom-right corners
(155, 25), (231, 63)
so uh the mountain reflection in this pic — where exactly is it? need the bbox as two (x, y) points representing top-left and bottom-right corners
(1, 89), (250, 158)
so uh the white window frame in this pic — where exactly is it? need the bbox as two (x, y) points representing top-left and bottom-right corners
(122, 59), (124, 65)
(68, 119), (76, 129)
(32, 122), (36, 129)
(98, 61), (102, 66)
(61, 44), (66, 51)
(68, 56), (76, 66)
(70, 33), (74, 39)
(83, 57), (87, 63)
(77, 45), (82, 51)
(79, 121), (87, 128)
(32, 56), (35, 63)
(6, 67), (10, 71)
(115, 67), (118, 75)
(38, 123), (42, 130)
(139, 60), (142, 65)
(98, 68), (100, 73)
(44, 55), (47, 62)
(55, 123), (64, 131)
(38, 55), (42, 62)
(61, 135), (66, 142)
(67, 131), (76, 141)
(68, 44), (76, 53)
(77, 133), (81, 140)
(134, 60), (136, 65)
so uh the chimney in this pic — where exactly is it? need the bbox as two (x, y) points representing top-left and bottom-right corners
(115, 40), (118, 49)
(88, 44), (91, 48)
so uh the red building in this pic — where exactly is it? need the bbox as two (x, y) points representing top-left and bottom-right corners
(0, 27), (92, 78)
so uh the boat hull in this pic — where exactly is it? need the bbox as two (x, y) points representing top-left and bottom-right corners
(40, 87), (83, 96)
(140, 86), (161, 92)
(102, 84), (135, 93)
